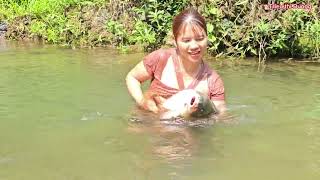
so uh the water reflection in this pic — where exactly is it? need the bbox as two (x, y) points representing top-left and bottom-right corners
(128, 108), (196, 162)
(0, 38), (7, 52)
(127, 108), (236, 164)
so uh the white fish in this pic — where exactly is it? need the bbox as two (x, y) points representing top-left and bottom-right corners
(160, 89), (218, 120)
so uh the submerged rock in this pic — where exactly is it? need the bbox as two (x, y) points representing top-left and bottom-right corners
(0, 22), (7, 31)
(0, 22), (7, 38)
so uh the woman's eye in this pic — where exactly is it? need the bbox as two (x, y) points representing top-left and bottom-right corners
(196, 37), (204, 41)
(183, 39), (191, 43)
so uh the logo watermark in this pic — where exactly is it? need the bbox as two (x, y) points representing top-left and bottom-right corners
(263, 3), (312, 12)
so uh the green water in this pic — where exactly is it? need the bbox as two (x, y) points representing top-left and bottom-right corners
(0, 41), (319, 180)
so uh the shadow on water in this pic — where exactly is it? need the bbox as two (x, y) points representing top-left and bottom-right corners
(127, 107), (236, 162)
(128, 108), (198, 162)
(122, 106), (239, 179)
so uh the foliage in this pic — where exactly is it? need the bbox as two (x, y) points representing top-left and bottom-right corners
(0, 0), (320, 60)
(199, 0), (320, 61)
(132, 0), (188, 49)
(129, 20), (156, 50)
(105, 20), (128, 46)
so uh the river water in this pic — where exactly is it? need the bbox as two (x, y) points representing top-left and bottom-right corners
(0, 41), (319, 180)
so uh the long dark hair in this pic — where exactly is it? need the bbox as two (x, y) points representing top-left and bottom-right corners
(172, 8), (207, 40)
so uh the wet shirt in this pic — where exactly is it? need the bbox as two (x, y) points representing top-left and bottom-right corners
(143, 48), (225, 101)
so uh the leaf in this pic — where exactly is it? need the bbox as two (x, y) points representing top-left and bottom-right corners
(247, 46), (257, 55)
(207, 23), (214, 33)
(209, 7), (218, 15)
(235, 0), (248, 6)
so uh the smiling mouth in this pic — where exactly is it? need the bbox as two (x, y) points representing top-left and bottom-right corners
(189, 51), (200, 55)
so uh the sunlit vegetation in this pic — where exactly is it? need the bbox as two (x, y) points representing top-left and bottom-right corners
(0, 0), (319, 61)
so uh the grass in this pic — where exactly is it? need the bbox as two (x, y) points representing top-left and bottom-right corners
(0, 0), (319, 61)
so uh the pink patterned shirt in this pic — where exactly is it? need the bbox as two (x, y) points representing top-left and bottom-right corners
(143, 48), (225, 101)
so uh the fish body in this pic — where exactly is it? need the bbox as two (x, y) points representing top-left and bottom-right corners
(160, 89), (218, 120)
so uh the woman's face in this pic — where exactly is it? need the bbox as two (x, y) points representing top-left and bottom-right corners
(175, 23), (208, 64)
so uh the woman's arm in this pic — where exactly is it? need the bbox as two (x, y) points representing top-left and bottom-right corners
(212, 100), (227, 114)
(125, 61), (159, 113)
(207, 73), (226, 115)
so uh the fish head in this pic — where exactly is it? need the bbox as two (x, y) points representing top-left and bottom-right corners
(190, 95), (217, 118)
(181, 92), (203, 116)
(160, 89), (216, 120)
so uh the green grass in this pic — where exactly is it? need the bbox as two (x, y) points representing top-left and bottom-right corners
(0, 0), (319, 61)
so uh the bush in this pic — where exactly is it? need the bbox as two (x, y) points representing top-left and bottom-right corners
(0, 0), (319, 60)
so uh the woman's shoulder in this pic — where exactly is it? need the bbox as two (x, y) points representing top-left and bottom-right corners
(202, 63), (225, 100)
(146, 48), (175, 58)
(143, 48), (175, 76)
(143, 48), (175, 66)
(203, 62), (221, 80)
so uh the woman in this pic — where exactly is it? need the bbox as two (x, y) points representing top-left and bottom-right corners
(126, 8), (226, 114)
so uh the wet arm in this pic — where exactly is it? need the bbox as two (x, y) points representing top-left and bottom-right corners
(212, 100), (227, 114)
(126, 61), (159, 113)
(208, 75), (226, 115)
(126, 61), (151, 105)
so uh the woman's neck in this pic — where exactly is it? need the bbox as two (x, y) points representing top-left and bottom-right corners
(178, 56), (203, 77)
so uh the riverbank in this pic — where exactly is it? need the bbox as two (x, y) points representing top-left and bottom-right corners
(0, 0), (319, 62)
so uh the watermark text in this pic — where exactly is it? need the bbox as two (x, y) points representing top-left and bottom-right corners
(263, 3), (312, 12)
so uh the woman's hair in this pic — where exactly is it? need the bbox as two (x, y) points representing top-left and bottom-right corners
(172, 8), (207, 40)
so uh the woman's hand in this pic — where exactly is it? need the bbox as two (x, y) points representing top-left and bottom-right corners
(138, 97), (159, 113)
(212, 100), (227, 114)
(138, 94), (167, 114)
